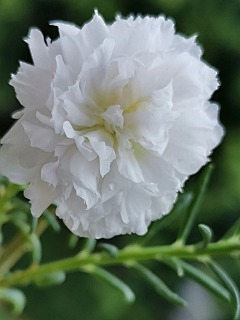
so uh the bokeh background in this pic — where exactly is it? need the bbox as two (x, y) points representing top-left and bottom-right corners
(0, 0), (239, 319)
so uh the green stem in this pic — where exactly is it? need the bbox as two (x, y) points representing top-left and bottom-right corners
(0, 239), (240, 288)
(0, 219), (48, 275)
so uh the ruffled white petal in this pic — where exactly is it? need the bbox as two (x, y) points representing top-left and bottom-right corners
(79, 11), (110, 56)
(9, 62), (53, 111)
(117, 145), (144, 183)
(0, 144), (34, 184)
(22, 121), (59, 152)
(24, 174), (60, 217)
(70, 150), (100, 194)
(0, 12), (224, 239)
(84, 129), (116, 177)
(25, 28), (51, 70)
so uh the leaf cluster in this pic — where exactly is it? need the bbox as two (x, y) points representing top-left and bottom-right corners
(0, 165), (239, 319)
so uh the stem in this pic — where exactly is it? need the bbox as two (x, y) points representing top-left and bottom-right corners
(0, 235), (26, 276)
(0, 219), (48, 275)
(0, 239), (240, 288)
(0, 184), (13, 210)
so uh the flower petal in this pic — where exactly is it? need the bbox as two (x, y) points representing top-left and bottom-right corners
(79, 11), (110, 55)
(10, 62), (52, 111)
(25, 28), (51, 70)
(22, 121), (59, 152)
(85, 129), (116, 177)
(0, 144), (34, 184)
(101, 105), (124, 129)
(70, 150), (100, 194)
(117, 145), (144, 183)
(24, 174), (60, 217)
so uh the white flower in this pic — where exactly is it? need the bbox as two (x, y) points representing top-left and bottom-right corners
(0, 11), (224, 239)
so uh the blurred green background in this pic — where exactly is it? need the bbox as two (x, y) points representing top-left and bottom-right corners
(0, 0), (240, 319)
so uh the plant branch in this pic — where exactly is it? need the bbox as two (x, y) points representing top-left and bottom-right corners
(0, 239), (240, 288)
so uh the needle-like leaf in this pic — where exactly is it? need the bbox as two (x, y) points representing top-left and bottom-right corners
(7, 208), (28, 220)
(81, 238), (96, 254)
(85, 266), (135, 303)
(43, 210), (61, 233)
(11, 219), (30, 236)
(163, 258), (231, 303)
(167, 257), (185, 277)
(35, 271), (66, 287)
(198, 224), (213, 248)
(28, 234), (42, 264)
(0, 288), (26, 315)
(139, 192), (193, 245)
(30, 217), (38, 234)
(176, 164), (214, 244)
(68, 234), (79, 249)
(133, 262), (187, 307)
(221, 218), (240, 241)
(207, 259), (240, 320)
(98, 243), (119, 258)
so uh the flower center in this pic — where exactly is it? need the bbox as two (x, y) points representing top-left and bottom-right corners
(100, 105), (124, 133)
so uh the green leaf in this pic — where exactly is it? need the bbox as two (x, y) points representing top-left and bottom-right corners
(133, 262), (187, 307)
(7, 210), (28, 222)
(30, 217), (38, 234)
(207, 259), (240, 320)
(222, 218), (240, 241)
(168, 258), (185, 277)
(43, 210), (61, 233)
(139, 192), (193, 245)
(98, 243), (119, 258)
(11, 198), (30, 212)
(85, 266), (135, 303)
(176, 164), (214, 244)
(82, 238), (96, 253)
(163, 258), (231, 303)
(10, 218), (41, 264)
(198, 224), (213, 248)
(28, 234), (42, 264)
(0, 288), (26, 315)
(68, 234), (79, 249)
(34, 271), (66, 287)
(3, 183), (25, 199)
(0, 176), (9, 186)
(11, 219), (30, 236)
